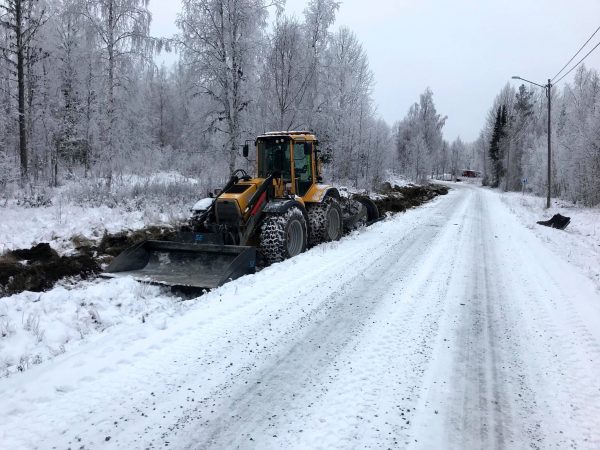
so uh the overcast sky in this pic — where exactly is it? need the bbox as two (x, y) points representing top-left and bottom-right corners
(149, 0), (600, 142)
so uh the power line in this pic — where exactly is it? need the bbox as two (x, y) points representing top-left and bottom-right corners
(554, 39), (600, 84)
(551, 25), (600, 82)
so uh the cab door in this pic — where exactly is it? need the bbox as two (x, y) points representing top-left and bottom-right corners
(293, 141), (314, 196)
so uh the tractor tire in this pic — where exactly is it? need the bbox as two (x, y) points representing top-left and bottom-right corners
(307, 197), (343, 247)
(353, 195), (380, 222)
(339, 197), (367, 230)
(260, 206), (308, 265)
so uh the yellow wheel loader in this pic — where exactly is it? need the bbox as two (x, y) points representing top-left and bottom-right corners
(105, 132), (379, 291)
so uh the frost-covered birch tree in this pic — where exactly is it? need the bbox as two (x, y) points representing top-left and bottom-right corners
(302, 0), (338, 129)
(78, 0), (153, 180)
(393, 88), (446, 182)
(325, 26), (373, 182)
(265, 14), (312, 130)
(177, 0), (272, 172)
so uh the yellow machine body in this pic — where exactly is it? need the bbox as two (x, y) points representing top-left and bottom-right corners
(216, 131), (334, 219)
(106, 131), (350, 291)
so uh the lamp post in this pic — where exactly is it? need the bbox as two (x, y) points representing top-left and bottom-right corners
(511, 76), (552, 209)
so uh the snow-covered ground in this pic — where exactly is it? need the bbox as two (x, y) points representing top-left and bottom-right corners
(500, 191), (600, 288)
(0, 202), (148, 253)
(0, 171), (206, 253)
(0, 278), (192, 377)
(1, 183), (600, 449)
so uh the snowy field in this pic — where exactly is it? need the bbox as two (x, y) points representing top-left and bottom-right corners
(1, 182), (599, 449)
(0, 202), (149, 253)
(0, 171), (206, 253)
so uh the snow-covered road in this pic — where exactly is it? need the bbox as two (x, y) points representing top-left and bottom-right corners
(2, 183), (600, 449)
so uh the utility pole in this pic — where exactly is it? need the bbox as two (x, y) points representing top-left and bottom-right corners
(546, 79), (552, 209)
(512, 76), (552, 208)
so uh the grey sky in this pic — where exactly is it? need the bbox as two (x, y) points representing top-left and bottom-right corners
(150, 0), (600, 142)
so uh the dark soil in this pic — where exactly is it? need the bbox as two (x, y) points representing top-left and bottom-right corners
(372, 183), (449, 215)
(0, 227), (177, 297)
(9, 243), (58, 262)
(0, 243), (100, 295)
(97, 226), (178, 257)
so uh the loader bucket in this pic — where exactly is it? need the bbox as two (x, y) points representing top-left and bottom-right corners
(104, 240), (256, 290)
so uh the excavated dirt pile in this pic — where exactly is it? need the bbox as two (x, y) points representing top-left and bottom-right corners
(0, 226), (177, 297)
(95, 226), (178, 258)
(0, 243), (99, 296)
(372, 183), (449, 215)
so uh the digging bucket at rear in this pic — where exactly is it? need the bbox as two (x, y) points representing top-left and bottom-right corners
(104, 240), (256, 290)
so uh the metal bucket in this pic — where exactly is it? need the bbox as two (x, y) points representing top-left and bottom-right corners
(104, 240), (256, 290)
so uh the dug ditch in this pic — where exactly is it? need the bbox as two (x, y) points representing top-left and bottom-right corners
(0, 184), (448, 297)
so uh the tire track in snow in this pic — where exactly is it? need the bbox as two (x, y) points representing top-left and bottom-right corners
(415, 189), (510, 449)
(475, 191), (542, 449)
(167, 189), (473, 449)
(399, 187), (519, 449)
(0, 189), (462, 449)
(410, 184), (600, 449)
(481, 187), (600, 448)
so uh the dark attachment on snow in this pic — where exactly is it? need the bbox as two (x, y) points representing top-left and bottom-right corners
(105, 240), (256, 291)
(536, 213), (571, 230)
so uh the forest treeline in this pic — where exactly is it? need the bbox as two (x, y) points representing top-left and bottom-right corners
(393, 67), (600, 207)
(478, 66), (600, 206)
(0, 0), (392, 191)
(1, 0), (598, 207)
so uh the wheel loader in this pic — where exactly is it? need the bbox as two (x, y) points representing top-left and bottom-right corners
(105, 131), (379, 291)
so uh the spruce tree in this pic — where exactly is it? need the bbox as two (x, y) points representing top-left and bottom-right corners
(488, 104), (508, 187)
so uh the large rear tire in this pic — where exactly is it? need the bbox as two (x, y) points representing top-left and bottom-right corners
(260, 206), (308, 265)
(353, 195), (380, 222)
(307, 197), (343, 247)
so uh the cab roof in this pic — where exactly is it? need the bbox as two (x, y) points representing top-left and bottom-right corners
(257, 131), (317, 141)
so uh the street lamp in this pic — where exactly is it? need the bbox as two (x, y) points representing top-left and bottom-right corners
(511, 75), (552, 209)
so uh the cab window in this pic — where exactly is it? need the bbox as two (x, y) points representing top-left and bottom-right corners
(257, 138), (291, 180)
(294, 141), (313, 196)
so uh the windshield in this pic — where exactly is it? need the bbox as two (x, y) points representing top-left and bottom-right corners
(257, 138), (291, 180)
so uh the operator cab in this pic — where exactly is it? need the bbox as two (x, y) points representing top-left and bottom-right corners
(255, 132), (317, 197)
(257, 137), (292, 181)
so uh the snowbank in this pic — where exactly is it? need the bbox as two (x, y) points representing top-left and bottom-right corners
(0, 171), (206, 253)
(0, 203), (147, 253)
(500, 191), (600, 288)
(0, 277), (190, 377)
